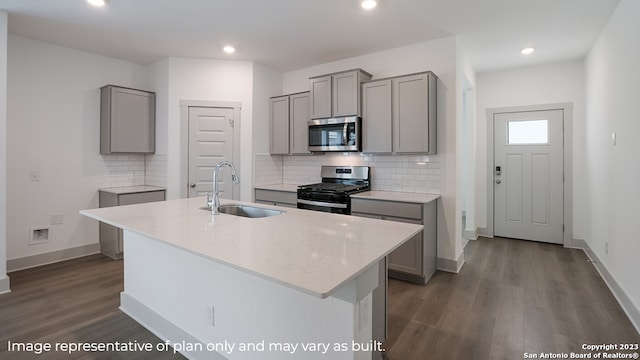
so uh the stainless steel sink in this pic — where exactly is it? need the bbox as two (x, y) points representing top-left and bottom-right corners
(200, 204), (285, 218)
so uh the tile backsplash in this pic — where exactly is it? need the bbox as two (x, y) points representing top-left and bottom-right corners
(254, 153), (441, 194)
(97, 154), (167, 188)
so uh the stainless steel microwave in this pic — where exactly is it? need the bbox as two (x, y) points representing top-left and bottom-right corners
(308, 117), (361, 152)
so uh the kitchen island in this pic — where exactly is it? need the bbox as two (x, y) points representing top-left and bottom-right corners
(80, 197), (422, 360)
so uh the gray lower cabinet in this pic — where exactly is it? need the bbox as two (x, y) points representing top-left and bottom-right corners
(100, 85), (155, 154)
(254, 189), (297, 208)
(351, 197), (437, 284)
(98, 189), (166, 259)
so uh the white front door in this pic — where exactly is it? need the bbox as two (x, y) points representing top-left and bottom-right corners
(188, 106), (236, 198)
(493, 109), (564, 244)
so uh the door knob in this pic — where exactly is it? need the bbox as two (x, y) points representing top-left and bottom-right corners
(495, 179), (501, 184)
(189, 183), (196, 188)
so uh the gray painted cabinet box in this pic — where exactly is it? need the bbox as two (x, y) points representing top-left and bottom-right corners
(362, 71), (438, 154)
(100, 85), (156, 154)
(254, 189), (297, 208)
(309, 69), (372, 119)
(351, 197), (437, 284)
(269, 91), (311, 155)
(98, 188), (165, 259)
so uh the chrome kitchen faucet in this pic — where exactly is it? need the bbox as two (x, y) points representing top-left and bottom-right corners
(209, 160), (240, 215)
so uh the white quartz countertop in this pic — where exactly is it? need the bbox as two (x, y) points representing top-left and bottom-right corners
(351, 190), (440, 204)
(80, 197), (422, 298)
(98, 185), (166, 195)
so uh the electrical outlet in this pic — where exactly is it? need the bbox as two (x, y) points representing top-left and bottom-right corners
(358, 296), (370, 331)
(29, 170), (41, 182)
(206, 305), (215, 327)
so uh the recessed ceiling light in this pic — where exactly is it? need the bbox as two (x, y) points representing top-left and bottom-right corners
(361, 0), (378, 10)
(87, 0), (107, 7)
(520, 47), (535, 55)
(223, 46), (236, 54)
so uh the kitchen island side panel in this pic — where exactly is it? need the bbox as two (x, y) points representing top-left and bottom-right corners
(121, 230), (377, 360)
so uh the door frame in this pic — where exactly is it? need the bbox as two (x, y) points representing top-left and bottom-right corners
(179, 100), (242, 199)
(485, 103), (574, 247)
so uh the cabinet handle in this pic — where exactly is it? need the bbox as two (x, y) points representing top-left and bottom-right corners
(189, 183), (196, 188)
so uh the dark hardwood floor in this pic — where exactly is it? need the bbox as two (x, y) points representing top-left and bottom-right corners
(0, 255), (184, 359)
(1, 237), (638, 359)
(383, 237), (640, 360)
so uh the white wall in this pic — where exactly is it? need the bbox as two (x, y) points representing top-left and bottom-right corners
(251, 63), (283, 156)
(456, 43), (477, 248)
(282, 37), (464, 269)
(475, 61), (586, 238)
(6, 35), (150, 262)
(584, 0), (640, 322)
(0, 11), (9, 292)
(156, 57), (255, 201)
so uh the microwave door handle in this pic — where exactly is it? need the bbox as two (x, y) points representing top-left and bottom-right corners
(343, 123), (348, 146)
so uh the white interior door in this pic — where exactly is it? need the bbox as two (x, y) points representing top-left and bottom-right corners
(494, 109), (564, 244)
(188, 106), (235, 198)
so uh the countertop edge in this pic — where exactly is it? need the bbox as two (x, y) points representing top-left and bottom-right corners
(254, 185), (440, 204)
(98, 185), (167, 195)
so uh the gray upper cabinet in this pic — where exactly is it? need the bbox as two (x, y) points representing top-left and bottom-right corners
(269, 92), (311, 155)
(310, 76), (332, 119)
(100, 85), (155, 154)
(289, 92), (311, 155)
(362, 79), (392, 153)
(361, 71), (438, 154)
(393, 72), (437, 154)
(270, 95), (290, 154)
(309, 69), (372, 119)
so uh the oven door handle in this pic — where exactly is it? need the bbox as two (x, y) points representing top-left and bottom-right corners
(297, 199), (348, 209)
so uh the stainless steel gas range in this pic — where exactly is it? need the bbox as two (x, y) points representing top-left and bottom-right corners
(297, 166), (370, 215)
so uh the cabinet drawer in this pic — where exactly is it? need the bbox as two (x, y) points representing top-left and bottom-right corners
(118, 191), (165, 206)
(351, 198), (422, 220)
(255, 189), (297, 206)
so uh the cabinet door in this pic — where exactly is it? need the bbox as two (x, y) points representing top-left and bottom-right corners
(255, 189), (297, 207)
(332, 71), (359, 117)
(310, 76), (332, 119)
(107, 86), (155, 154)
(270, 96), (290, 154)
(289, 92), (311, 155)
(362, 80), (392, 153)
(393, 74), (429, 153)
(118, 191), (166, 206)
(388, 228), (423, 275)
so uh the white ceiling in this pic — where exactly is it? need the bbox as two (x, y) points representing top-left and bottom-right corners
(0, 0), (621, 73)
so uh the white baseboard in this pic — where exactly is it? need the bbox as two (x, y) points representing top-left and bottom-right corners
(0, 275), (10, 294)
(437, 251), (465, 273)
(580, 240), (640, 335)
(120, 292), (226, 360)
(7, 243), (100, 272)
(464, 229), (477, 240)
(476, 227), (490, 238)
